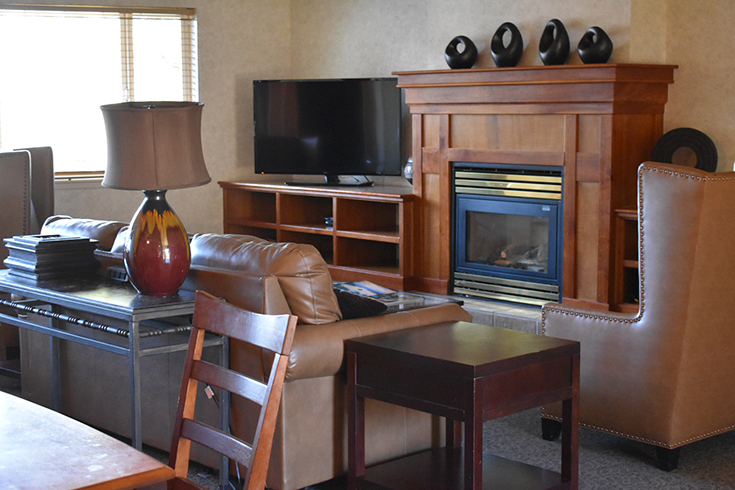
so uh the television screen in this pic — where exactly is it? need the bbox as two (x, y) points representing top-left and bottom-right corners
(253, 78), (402, 182)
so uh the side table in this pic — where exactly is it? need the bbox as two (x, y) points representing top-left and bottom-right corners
(346, 321), (579, 490)
(0, 270), (227, 452)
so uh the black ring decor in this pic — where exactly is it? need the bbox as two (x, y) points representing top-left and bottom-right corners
(491, 22), (524, 68)
(539, 19), (570, 66)
(651, 128), (718, 172)
(445, 35), (478, 69)
(578, 26), (613, 64)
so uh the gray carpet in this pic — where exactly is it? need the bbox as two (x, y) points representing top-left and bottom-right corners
(483, 409), (735, 490)
(3, 371), (733, 489)
(304, 408), (735, 490)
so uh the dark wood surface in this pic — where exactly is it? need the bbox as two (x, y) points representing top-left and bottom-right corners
(0, 391), (173, 489)
(346, 321), (580, 490)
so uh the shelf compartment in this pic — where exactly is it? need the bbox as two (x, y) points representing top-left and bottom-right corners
(226, 218), (278, 230)
(224, 190), (276, 225)
(280, 224), (334, 236)
(223, 224), (277, 242)
(336, 199), (399, 234)
(279, 194), (333, 228)
(279, 230), (334, 265)
(334, 238), (397, 269)
(335, 229), (400, 243)
(623, 267), (640, 305)
(359, 447), (564, 490)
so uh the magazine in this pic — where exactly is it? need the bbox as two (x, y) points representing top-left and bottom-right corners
(333, 280), (425, 309)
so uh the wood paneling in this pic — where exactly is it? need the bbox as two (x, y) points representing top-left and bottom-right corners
(450, 115), (565, 151)
(575, 183), (601, 301)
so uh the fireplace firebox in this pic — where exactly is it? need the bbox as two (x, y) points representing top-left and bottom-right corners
(453, 164), (563, 306)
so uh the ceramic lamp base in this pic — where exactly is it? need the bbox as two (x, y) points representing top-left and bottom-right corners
(124, 190), (190, 296)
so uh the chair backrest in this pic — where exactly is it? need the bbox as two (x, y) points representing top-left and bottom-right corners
(0, 150), (31, 265)
(20, 146), (55, 233)
(168, 290), (297, 490)
(636, 162), (735, 441)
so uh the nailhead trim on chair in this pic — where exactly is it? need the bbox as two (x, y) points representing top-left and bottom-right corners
(541, 412), (735, 449)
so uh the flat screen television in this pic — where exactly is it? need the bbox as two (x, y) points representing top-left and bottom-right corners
(253, 77), (402, 185)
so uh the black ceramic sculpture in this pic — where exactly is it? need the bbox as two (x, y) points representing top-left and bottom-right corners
(578, 26), (613, 64)
(491, 22), (524, 68)
(651, 128), (718, 172)
(445, 35), (478, 69)
(538, 19), (570, 66)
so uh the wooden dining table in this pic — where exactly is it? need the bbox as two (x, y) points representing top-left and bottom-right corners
(0, 391), (174, 489)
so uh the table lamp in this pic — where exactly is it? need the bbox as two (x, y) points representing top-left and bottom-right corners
(101, 101), (210, 296)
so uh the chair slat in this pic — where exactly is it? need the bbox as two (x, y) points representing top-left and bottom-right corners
(192, 359), (267, 406)
(181, 418), (253, 468)
(192, 296), (292, 353)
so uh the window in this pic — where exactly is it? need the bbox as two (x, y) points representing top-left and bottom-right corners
(0, 6), (198, 180)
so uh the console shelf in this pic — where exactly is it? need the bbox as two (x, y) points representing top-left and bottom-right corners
(219, 181), (416, 290)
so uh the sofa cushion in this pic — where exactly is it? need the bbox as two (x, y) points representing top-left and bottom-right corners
(41, 215), (128, 251)
(189, 233), (341, 325)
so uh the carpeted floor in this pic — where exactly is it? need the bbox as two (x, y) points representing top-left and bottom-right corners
(3, 371), (733, 489)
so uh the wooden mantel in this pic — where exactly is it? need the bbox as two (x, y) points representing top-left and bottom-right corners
(394, 64), (677, 307)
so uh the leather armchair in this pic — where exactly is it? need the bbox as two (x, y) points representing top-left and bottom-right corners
(541, 162), (735, 470)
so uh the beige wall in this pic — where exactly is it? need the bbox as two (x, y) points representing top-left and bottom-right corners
(10, 0), (733, 233)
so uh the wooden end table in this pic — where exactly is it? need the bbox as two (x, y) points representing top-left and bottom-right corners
(346, 321), (579, 490)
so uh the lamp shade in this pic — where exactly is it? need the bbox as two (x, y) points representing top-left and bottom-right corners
(101, 102), (210, 190)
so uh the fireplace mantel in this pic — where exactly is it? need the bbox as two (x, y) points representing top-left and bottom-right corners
(395, 64), (677, 308)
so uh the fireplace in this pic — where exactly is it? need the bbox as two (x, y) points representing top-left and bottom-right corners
(453, 164), (563, 306)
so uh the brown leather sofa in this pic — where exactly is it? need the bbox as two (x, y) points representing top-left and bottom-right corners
(21, 216), (472, 490)
(541, 162), (735, 471)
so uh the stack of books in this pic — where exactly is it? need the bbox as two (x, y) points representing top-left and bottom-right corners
(3, 234), (99, 281)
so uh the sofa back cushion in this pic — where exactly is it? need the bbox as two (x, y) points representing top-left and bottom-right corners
(189, 233), (341, 325)
(41, 215), (128, 251)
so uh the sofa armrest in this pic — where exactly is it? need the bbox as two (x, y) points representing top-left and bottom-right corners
(285, 303), (472, 381)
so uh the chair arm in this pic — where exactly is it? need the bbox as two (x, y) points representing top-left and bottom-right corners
(285, 303), (472, 382)
(541, 301), (640, 339)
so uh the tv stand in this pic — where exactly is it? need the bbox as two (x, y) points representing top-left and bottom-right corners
(219, 181), (416, 290)
(284, 176), (374, 187)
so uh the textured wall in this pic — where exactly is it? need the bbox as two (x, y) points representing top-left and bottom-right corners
(663, 0), (735, 171)
(29, 0), (735, 233)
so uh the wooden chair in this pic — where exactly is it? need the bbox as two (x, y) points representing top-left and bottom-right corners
(168, 290), (298, 489)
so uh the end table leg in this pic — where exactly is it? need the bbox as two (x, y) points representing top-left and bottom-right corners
(129, 320), (143, 451)
(464, 379), (483, 490)
(446, 419), (462, 448)
(561, 353), (580, 489)
(347, 352), (365, 490)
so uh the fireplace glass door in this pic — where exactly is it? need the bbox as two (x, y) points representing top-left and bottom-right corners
(455, 196), (561, 283)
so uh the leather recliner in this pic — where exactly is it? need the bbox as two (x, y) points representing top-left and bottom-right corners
(21, 218), (472, 490)
(541, 162), (735, 471)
